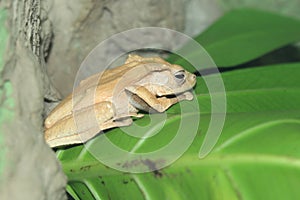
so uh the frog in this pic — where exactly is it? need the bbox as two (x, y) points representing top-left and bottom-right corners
(44, 54), (196, 147)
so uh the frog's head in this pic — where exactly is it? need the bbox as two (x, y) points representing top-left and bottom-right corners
(144, 60), (196, 97)
(163, 63), (196, 95)
(125, 54), (196, 98)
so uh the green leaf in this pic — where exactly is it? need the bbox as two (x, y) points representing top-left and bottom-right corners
(169, 8), (300, 71)
(58, 62), (300, 199)
(54, 9), (300, 200)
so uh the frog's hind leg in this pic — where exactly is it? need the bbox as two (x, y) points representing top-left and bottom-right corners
(44, 101), (115, 147)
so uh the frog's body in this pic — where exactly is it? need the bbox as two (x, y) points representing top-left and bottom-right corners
(44, 55), (196, 147)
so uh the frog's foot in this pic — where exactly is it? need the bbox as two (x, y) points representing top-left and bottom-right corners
(176, 91), (194, 101)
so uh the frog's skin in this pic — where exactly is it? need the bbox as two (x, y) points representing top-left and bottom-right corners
(44, 54), (196, 147)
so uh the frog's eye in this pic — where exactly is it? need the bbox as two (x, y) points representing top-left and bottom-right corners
(174, 70), (185, 84)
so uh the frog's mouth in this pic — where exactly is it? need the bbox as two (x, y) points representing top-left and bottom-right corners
(156, 77), (196, 97)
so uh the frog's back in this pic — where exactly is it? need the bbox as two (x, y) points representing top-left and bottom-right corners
(44, 60), (142, 129)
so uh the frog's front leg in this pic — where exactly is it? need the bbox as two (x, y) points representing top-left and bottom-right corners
(100, 117), (133, 130)
(125, 86), (180, 113)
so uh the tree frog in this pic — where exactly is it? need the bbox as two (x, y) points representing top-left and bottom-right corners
(44, 55), (196, 147)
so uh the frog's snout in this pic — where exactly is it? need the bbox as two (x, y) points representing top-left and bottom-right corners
(189, 73), (197, 86)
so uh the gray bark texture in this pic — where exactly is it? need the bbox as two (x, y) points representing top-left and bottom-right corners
(46, 0), (188, 97)
(0, 0), (66, 199)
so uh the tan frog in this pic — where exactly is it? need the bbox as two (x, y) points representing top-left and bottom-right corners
(44, 55), (196, 147)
